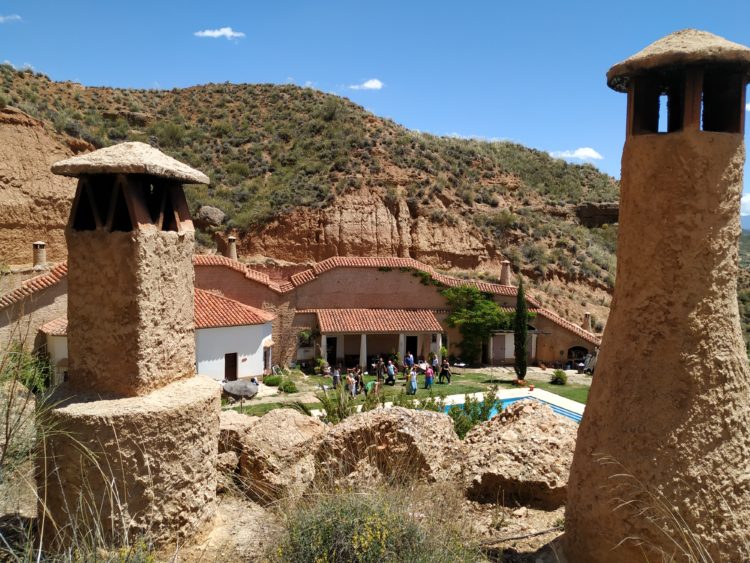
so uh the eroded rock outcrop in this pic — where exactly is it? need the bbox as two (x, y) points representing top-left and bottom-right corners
(463, 400), (577, 508)
(0, 107), (78, 266)
(219, 410), (259, 454)
(238, 191), (491, 269)
(314, 407), (466, 485)
(238, 408), (325, 504)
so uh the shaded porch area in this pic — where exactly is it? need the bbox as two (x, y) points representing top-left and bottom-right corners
(308, 308), (445, 370)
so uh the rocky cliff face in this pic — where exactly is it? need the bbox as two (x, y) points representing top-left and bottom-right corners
(0, 108), (80, 267)
(241, 190), (493, 269)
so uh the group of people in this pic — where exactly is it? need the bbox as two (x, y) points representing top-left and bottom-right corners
(329, 351), (452, 397)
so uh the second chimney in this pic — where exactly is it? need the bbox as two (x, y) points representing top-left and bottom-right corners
(582, 312), (592, 332)
(500, 260), (512, 285)
(33, 241), (47, 269)
(226, 235), (238, 260)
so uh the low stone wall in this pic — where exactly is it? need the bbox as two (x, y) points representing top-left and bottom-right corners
(38, 376), (220, 548)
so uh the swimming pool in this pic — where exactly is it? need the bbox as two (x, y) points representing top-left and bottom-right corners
(446, 396), (582, 424)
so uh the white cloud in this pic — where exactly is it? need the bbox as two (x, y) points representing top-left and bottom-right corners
(349, 78), (384, 90)
(0, 14), (21, 23)
(549, 147), (603, 161)
(194, 27), (245, 40)
(746, 103), (750, 112)
(741, 194), (750, 216)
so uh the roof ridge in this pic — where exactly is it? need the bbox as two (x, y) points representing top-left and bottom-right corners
(0, 262), (68, 310)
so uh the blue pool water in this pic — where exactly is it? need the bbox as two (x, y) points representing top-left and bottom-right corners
(446, 396), (582, 423)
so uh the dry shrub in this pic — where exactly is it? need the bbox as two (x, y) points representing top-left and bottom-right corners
(267, 482), (479, 563)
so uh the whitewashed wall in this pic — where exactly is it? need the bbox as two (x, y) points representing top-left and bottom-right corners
(46, 334), (69, 385)
(196, 322), (273, 381)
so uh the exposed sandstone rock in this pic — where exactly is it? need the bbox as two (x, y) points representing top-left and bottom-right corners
(195, 205), (226, 229)
(463, 400), (577, 508)
(238, 408), (325, 504)
(0, 107), (77, 266)
(574, 202), (619, 227)
(314, 407), (466, 486)
(239, 191), (491, 269)
(216, 451), (240, 493)
(102, 110), (153, 127)
(219, 410), (258, 454)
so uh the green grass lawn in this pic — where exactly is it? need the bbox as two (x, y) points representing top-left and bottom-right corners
(238, 369), (589, 418)
(232, 401), (322, 417)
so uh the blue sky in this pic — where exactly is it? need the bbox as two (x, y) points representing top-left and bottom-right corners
(3, 0), (750, 211)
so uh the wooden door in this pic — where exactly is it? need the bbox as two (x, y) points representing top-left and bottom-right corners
(225, 352), (238, 381)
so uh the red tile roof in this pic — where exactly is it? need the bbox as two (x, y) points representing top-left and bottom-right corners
(194, 289), (275, 328)
(498, 306), (601, 345)
(0, 254), (595, 346)
(536, 307), (601, 345)
(313, 308), (444, 334)
(0, 263), (68, 309)
(38, 290), (274, 335)
(192, 254), (286, 292)
(39, 317), (68, 336)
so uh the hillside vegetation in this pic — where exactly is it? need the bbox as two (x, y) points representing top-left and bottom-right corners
(2, 64), (621, 327)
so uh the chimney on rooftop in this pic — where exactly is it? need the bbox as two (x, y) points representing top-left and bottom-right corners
(32, 241), (47, 269)
(582, 312), (592, 332)
(226, 235), (238, 260)
(500, 260), (512, 285)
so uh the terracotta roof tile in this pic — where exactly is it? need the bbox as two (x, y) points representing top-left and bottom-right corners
(39, 317), (68, 336)
(536, 307), (602, 346)
(0, 263), (68, 310)
(39, 290), (275, 335)
(290, 269), (316, 286)
(314, 308), (443, 334)
(192, 254), (287, 293)
(194, 288), (275, 328)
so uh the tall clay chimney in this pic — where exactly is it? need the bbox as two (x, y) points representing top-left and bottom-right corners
(44, 142), (220, 548)
(32, 241), (47, 269)
(565, 30), (750, 562)
(500, 260), (512, 285)
(226, 235), (238, 260)
(581, 312), (591, 332)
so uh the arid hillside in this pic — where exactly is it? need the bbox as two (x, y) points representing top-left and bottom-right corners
(1, 64), (622, 326)
(0, 106), (85, 266)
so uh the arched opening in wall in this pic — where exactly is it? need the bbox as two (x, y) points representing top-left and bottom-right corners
(567, 346), (588, 365)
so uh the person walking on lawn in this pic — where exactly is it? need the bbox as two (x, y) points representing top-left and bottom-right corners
(439, 359), (451, 384)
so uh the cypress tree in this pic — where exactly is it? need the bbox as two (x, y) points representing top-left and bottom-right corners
(514, 277), (528, 381)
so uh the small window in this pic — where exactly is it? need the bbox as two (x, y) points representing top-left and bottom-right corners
(631, 73), (684, 135)
(702, 71), (744, 133)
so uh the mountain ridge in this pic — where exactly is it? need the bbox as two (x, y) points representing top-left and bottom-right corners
(2, 64), (620, 327)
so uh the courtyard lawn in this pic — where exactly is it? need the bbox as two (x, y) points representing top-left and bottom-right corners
(233, 401), (322, 417)
(243, 368), (589, 418)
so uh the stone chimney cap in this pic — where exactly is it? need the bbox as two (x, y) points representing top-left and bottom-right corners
(33, 240), (46, 246)
(50, 141), (210, 184)
(607, 29), (750, 92)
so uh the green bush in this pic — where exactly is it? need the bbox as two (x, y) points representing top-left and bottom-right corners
(264, 375), (282, 386)
(278, 379), (298, 393)
(550, 369), (568, 385)
(269, 490), (477, 563)
(448, 386), (499, 439)
(316, 386), (358, 424)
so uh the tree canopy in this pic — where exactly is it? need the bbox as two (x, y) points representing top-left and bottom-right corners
(442, 286), (513, 365)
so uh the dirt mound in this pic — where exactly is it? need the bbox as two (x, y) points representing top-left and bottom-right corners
(314, 407), (466, 485)
(0, 107), (80, 266)
(463, 399), (577, 508)
(238, 408), (325, 504)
